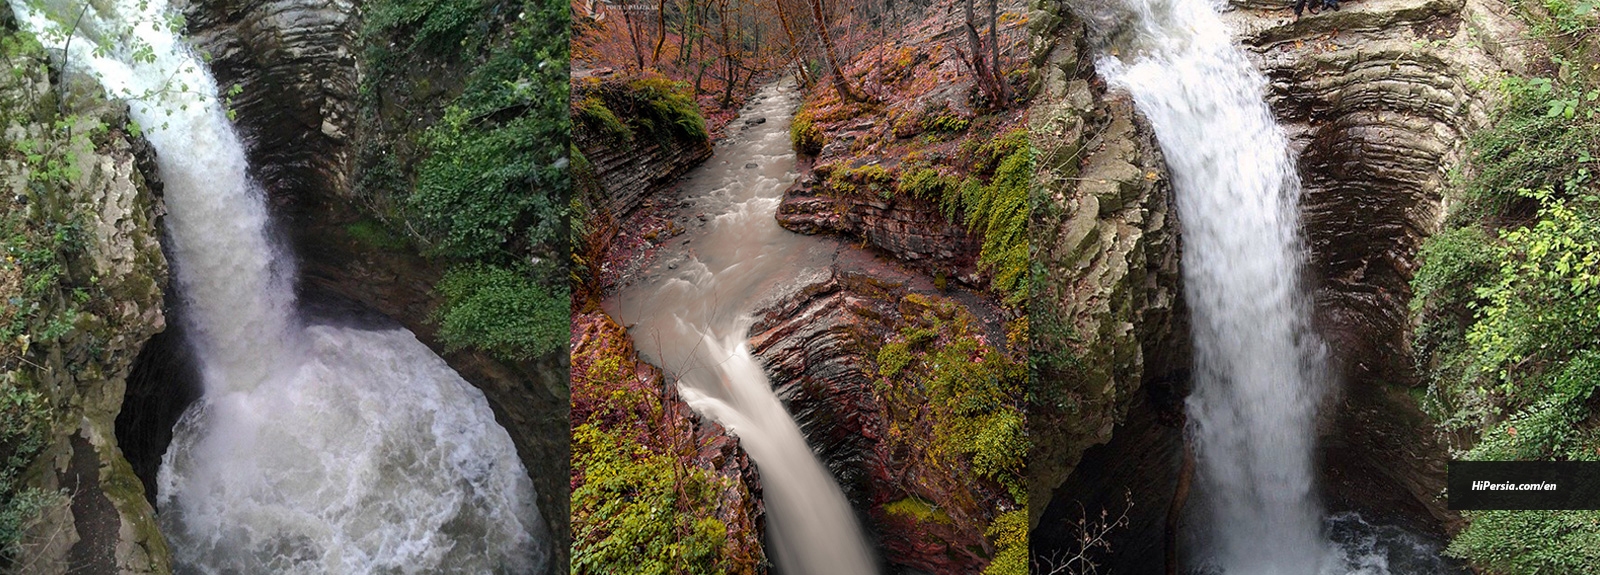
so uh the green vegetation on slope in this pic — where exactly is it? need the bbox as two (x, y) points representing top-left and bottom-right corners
(812, 127), (1033, 303)
(360, 0), (570, 361)
(1410, 2), (1599, 571)
(568, 313), (765, 575)
(0, 28), (126, 566)
(872, 294), (1027, 572)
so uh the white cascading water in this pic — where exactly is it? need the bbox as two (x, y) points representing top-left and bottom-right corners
(10, 1), (545, 572)
(1093, 0), (1332, 572)
(610, 82), (878, 575)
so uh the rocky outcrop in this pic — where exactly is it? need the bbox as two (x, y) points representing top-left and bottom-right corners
(575, 127), (712, 218)
(747, 247), (1014, 574)
(1026, 4), (1186, 532)
(568, 312), (767, 573)
(1224, 0), (1527, 390)
(1029, 0), (1535, 564)
(1224, 0), (1531, 532)
(777, 174), (983, 282)
(2, 32), (173, 572)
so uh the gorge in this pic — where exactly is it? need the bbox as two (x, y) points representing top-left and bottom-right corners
(608, 82), (879, 575)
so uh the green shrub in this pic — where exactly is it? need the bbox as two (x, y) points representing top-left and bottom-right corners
(1447, 509), (1600, 574)
(982, 510), (1029, 575)
(1465, 189), (1600, 397)
(363, 0), (504, 54)
(0, 378), (60, 564)
(432, 263), (568, 360)
(1462, 75), (1600, 218)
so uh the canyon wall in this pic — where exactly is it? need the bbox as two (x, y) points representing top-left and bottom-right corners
(2, 15), (173, 570)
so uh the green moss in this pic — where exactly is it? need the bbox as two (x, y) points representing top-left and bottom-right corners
(791, 106), (824, 156)
(575, 96), (632, 141)
(876, 296), (1028, 507)
(626, 75), (707, 142)
(344, 219), (408, 251)
(574, 72), (708, 146)
(897, 166), (959, 201)
(828, 163), (896, 198)
(883, 497), (953, 525)
(571, 424), (733, 575)
(919, 102), (971, 134)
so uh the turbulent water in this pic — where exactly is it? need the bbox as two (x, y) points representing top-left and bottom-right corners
(10, 1), (544, 572)
(1091, 0), (1331, 572)
(610, 82), (879, 575)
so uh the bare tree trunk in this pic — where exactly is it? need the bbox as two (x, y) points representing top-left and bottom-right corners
(774, 0), (814, 87)
(988, 0), (1010, 100)
(621, 1), (646, 70)
(809, 0), (860, 102)
(652, 0), (668, 65)
(962, 0), (994, 102)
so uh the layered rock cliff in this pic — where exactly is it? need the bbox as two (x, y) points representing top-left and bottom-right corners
(746, 248), (1023, 574)
(1026, 3), (1185, 533)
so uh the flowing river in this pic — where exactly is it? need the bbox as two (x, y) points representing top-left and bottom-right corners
(609, 81), (878, 575)
(10, 1), (546, 572)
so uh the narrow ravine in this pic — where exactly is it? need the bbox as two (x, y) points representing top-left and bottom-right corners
(10, 0), (545, 572)
(1087, 0), (1454, 573)
(608, 81), (879, 575)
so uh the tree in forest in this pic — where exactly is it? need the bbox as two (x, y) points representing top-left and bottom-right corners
(807, 0), (862, 102)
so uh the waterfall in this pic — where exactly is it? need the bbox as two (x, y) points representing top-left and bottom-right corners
(9, 1), (545, 572)
(611, 82), (879, 575)
(1090, 0), (1332, 572)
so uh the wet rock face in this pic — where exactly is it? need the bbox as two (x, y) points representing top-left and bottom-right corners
(745, 252), (1011, 574)
(182, 0), (358, 211)
(1027, 8), (1186, 531)
(1223, 0), (1524, 389)
(0, 55), (174, 570)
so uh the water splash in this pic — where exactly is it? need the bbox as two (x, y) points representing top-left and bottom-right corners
(1087, 0), (1331, 572)
(610, 82), (878, 575)
(8, 1), (544, 571)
